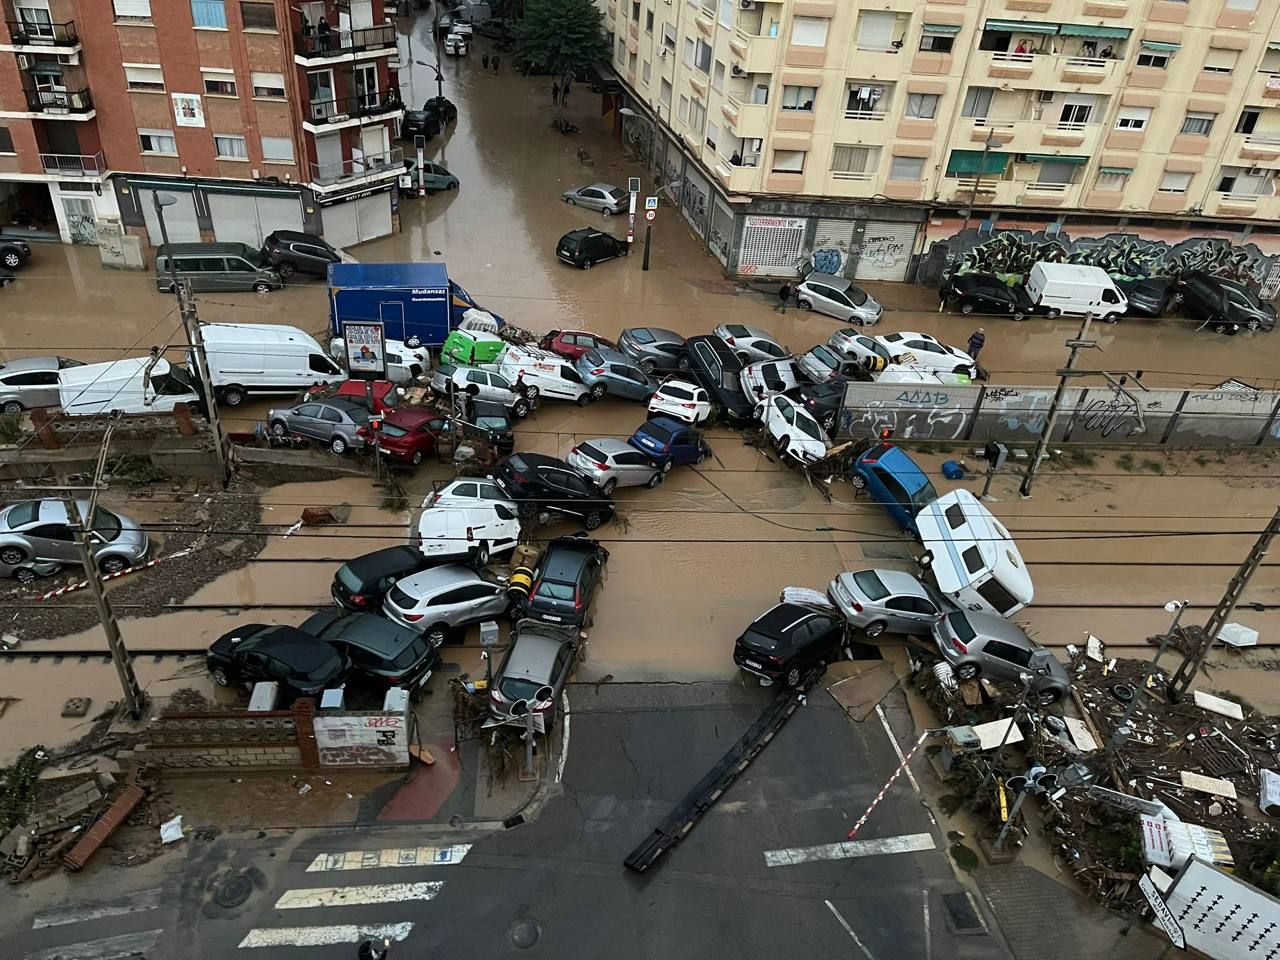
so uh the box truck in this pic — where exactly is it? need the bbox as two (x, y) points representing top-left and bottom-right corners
(1025, 263), (1128, 321)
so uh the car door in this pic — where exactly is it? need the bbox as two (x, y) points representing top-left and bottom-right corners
(605, 363), (640, 400)
(979, 638), (1032, 680)
(290, 403), (326, 439)
(870, 467), (915, 529)
(237, 650), (271, 685)
(883, 595), (932, 633)
(489, 503), (520, 548)
(23, 520), (76, 562)
(612, 449), (653, 483)
(3, 369), (60, 408)
(318, 404), (345, 440)
(467, 581), (509, 620)
(549, 470), (590, 515)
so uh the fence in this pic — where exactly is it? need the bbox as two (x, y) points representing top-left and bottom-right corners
(838, 381), (1280, 447)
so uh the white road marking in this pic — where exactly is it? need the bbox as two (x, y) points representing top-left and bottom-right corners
(556, 690), (571, 783)
(875, 703), (920, 793)
(274, 882), (443, 909)
(825, 899), (876, 960)
(24, 928), (164, 960)
(31, 887), (162, 928)
(922, 889), (932, 960)
(764, 832), (937, 867)
(238, 922), (414, 949)
(305, 844), (471, 873)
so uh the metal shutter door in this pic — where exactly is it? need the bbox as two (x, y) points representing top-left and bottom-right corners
(813, 219), (857, 277)
(254, 196), (304, 239)
(679, 167), (710, 239)
(738, 216), (806, 278)
(355, 192), (392, 243)
(709, 197), (734, 266)
(139, 189), (199, 244)
(323, 201), (361, 249)
(853, 220), (919, 282)
(209, 193), (262, 245)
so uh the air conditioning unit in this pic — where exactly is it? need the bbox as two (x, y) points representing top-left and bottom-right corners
(16, 54), (28, 69)
(731, 63), (746, 77)
(739, 0), (756, 9)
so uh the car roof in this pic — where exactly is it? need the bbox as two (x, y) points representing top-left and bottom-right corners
(504, 630), (565, 682)
(727, 323), (774, 340)
(750, 603), (821, 637)
(963, 610), (1035, 646)
(540, 540), (595, 581)
(344, 545), (424, 579)
(323, 398), (367, 414)
(252, 627), (342, 670)
(564, 228), (603, 240)
(856, 568), (931, 598)
(586, 346), (632, 365)
(858, 443), (932, 488)
(583, 182), (622, 192)
(0, 355), (61, 374)
(267, 230), (327, 245)
(580, 437), (632, 456)
(320, 613), (416, 654)
(509, 451), (569, 471)
(804, 272), (852, 292)
(400, 563), (483, 594)
(642, 415), (687, 433)
(629, 327), (683, 343)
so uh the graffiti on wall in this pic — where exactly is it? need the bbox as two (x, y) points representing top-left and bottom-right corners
(812, 229), (913, 278)
(840, 385), (973, 440)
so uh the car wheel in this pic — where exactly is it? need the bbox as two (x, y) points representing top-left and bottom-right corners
(512, 399), (530, 419)
(953, 365), (972, 376)
(426, 623), (450, 647)
(601, 208), (612, 217)
(821, 412), (835, 431)
(269, 420), (288, 438)
(1, 400), (22, 415)
(566, 197), (576, 206)
(600, 478), (618, 495)
(677, 355), (690, 372)
(797, 299), (813, 312)
(645, 471), (662, 489)
(253, 281), (272, 293)
(1, 252), (20, 269)
(583, 510), (605, 531)
(1046, 308), (1061, 319)
(864, 620), (887, 639)
(221, 385), (246, 407)
(466, 383), (480, 395)
(639, 359), (656, 375)
(960, 302), (975, 316)
(575, 393), (592, 407)
(473, 542), (490, 567)
(661, 459), (673, 474)
(525, 385), (540, 399)
(13, 567), (37, 585)
(212, 666), (231, 687)
(590, 383), (606, 400)
(99, 555), (128, 576)
(956, 663), (980, 681)
(776, 434), (790, 457)
(1038, 687), (1064, 706)
(784, 665), (802, 688)
(0, 546), (28, 566)
(1013, 312), (1025, 322)
(582, 259), (592, 270)
(277, 262), (296, 280)
(410, 450), (424, 467)
(1212, 321), (1229, 334)
(330, 436), (348, 455)
(518, 500), (539, 519)
(850, 474), (867, 490)
(695, 450), (707, 465)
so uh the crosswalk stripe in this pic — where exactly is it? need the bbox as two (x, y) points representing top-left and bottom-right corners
(32, 887), (163, 929)
(763, 832), (937, 867)
(238, 922), (414, 949)
(305, 843), (472, 873)
(275, 881), (444, 909)
(24, 927), (164, 960)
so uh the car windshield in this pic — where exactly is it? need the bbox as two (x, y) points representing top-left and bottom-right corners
(379, 422), (409, 438)
(627, 328), (655, 344)
(90, 507), (121, 541)
(847, 286), (868, 306)
(762, 366), (788, 391)
(947, 612), (976, 643)
(793, 412), (824, 442)
(852, 570), (889, 601)
(336, 564), (365, 593)
(157, 364), (199, 395)
(909, 479), (940, 513)
(868, 340), (892, 361)
(499, 674), (544, 703)
(391, 634), (430, 670)
(477, 416), (507, 431)
(640, 422), (672, 445)
(607, 188), (627, 201)
(4, 501), (39, 528)
(535, 579), (575, 601)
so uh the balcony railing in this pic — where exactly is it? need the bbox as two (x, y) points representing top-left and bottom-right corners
(24, 87), (92, 114)
(307, 91), (404, 124)
(831, 170), (874, 181)
(1063, 56), (1108, 70)
(844, 109), (887, 121)
(294, 23), (396, 58)
(312, 145), (403, 186)
(1054, 120), (1090, 131)
(1025, 181), (1071, 193)
(992, 51), (1035, 65)
(6, 19), (78, 45)
(39, 151), (104, 176)
(1244, 133), (1280, 146)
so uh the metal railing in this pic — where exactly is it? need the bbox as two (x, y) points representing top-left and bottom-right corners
(1218, 191), (1266, 203)
(1063, 56), (1109, 70)
(844, 109), (887, 121)
(294, 23), (396, 57)
(1054, 120), (1091, 131)
(312, 145), (403, 186)
(1244, 133), (1280, 146)
(6, 19), (78, 45)
(991, 51), (1035, 64)
(831, 170), (874, 181)
(39, 151), (104, 176)
(307, 91), (404, 124)
(1025, 181), (1071, 193)
(24, 87), (92, 113)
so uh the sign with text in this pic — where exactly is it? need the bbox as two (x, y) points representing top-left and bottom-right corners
(342, 321), (386, 378)
(314, 713), (409, 767)
(1139, 874), (1185, 950)
(171, 93), (205, 128)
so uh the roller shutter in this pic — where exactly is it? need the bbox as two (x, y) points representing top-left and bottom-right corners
(210, 193), (305, 246)
(812, 219), (857, 277)
(853, 220), (919, 282)
(139, 188), (199, 244)
(321, 190), (393, 248)
(737, 215), (806, 277)
(708, 197), (734, 266)
(353, 191), (391, 242)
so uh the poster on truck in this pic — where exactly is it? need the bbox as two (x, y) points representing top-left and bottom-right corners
(343, 321), (386, 377)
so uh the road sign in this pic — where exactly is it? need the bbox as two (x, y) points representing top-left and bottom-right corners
(645, 210), (656, 222)
(645, 196), (658, 210)
(1139, 874), (1186, 951)
(628, 177), (641, 193)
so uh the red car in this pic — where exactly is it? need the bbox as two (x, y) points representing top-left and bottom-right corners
(306, 379), (398, 414)
(539, 329), (616, 361)
(365, 408), (450, 467)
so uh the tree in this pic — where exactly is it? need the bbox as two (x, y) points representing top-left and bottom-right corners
(515, 0), (609, 119)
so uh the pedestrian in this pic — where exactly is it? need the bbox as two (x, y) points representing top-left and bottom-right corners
(357, 939), (388, 960)
(967, 327), (986, 361)
(317, 16), (330, 51)
(482, 51), (490, 70)
(776, 282), (791, 314)
(515, 370), (529, 400)
(552, 80), (560, 101)
(492, 55), (501, 73)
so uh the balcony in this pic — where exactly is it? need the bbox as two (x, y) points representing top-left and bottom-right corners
(825, 170), (879, 198)
(963, 117), (1104, 155)
(1059, 56), (1117, 84)
(39, 151), (104, 177)
(5, 18), (79, 50)
(311, 145), (403, 188)
(713, 159), (761, 194)
(24, 87), (93, 116)
(729, 27), (779, 75)
(725, 97), (769, 139)
(302, 92), (405, 133)
(294, 23), (397, 65)
(1239, 134), (1280, 163)
(978, 50), (1118, 91)
(1208, 192), (1267, 217)
(938, 177), (1020, 206)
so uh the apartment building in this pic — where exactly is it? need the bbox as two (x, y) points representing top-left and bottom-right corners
(602, 0), (1280, 282)
(0, 0), (403, 249)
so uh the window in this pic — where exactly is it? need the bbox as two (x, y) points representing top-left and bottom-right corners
(1094, 170), (1129, 192)
(831, 144), (872, 175)
(719, 0), (733, 27)
(695, 39), (712, 72)
(889, 155), (924, 181)
(642, 59), (651, 85)
(113, 0), (152, 20)
(684, 37), (695, 67)
(214, 134), (247, 159)
(706, 120), (718, 152)
(240, 1), (276, 30)
(261, 135), (294, 162)
(251, 72), (285, 97)
(617, 38), (625, 62)
(0, 127), (12, 153)
(790, 16), (828, 47)
(645, 9), (654, 33)
(660, 77), (672, 107)
(772, 149), (805, 173)
(631, 0), (640, 20)
(782, 85), (817, 111)
(1059, 100), (1093, 126)
(1203, 48), (1238, 75)
(1181, 111), (1215, 136)
(1225, 0), (1258, 8)
(138, 128), (177, 154)
(202, 69), (236, 96)
(125, 64), (165, 92)
(1237, 108), (1261, 134)
(1037, 160), (1077, 185)
(961, 86), (994, 119)
(678, 94), (689, 123)
(191, 0), (227, 28)
(1158, 170), (1193, 193)
(628, 51), (637, 74)
(919, 29), (955, 53)
(856, 12), (897, 51)
(1115, 106), (1151, 131)
(689, 98), (706, 134)
(1137, 51), (1169, 69)
(712, 60), (725, 92)
(662, 23), (676, 49)
(905, 93), (939, 119)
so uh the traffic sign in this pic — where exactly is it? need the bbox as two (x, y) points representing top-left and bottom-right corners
(645, 210), (656, 222)
(1139, 875), (1185, 950)
(644, 196), (658, 210)
(628, 177), (641, 193)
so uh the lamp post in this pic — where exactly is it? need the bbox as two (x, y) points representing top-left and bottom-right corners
(415, 58), (444, 100)
(959, 132), (1001, 237)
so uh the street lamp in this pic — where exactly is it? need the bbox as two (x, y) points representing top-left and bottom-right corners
(415, 58), (444, 100)
(959, 132), (1001, 237)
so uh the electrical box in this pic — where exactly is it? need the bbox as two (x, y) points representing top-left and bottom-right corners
(247, 682), (279, 712)
(382, 687), (410, 714)
(320, 688), (345, 710)
(984, 441), (1009, 469)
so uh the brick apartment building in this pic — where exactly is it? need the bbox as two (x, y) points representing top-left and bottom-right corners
(0, 0), (405, 249)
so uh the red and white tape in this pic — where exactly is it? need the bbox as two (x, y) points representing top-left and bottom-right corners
(846, 730), (930, 841)
(34, 548), (195, 602)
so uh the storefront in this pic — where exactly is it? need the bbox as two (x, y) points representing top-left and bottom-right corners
(315, 182), (395, 248)
(207, 187), (306, 247)
(737, 216), (808, 277)
(115, 177), (310, 247)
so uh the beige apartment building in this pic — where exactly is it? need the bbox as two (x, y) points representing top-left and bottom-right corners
(600, 0), (1280, 283)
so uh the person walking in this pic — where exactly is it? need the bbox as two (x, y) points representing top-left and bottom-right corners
(776, 282), (791, 314)
(967, 327), (986, 361)
(492, 55), (501, 73)
(552, 80), (560, 101)
(482, 51), (490, 70)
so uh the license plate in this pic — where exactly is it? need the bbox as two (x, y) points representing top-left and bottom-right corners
(378, 446), (391, 455)
(543, 614), (563, 622)
(744, 659), (762, 670)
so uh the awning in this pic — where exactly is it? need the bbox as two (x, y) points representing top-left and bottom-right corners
(1141, 40), (1181, 52)
(986, 19), (1058, 34)
(26, 63), (65, 75)
(947, 149), (1011, 176)
(1269, 41), (1280, 52)
(1026, 154), (1088, 164)
(1099, 165), (1134, 174)
(1059, 24), (1131, 39)
(922, 23), (962, 35)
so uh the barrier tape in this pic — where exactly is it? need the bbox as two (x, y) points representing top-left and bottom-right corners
(34, 548), (196, 602)
(847, 731), (930, 841)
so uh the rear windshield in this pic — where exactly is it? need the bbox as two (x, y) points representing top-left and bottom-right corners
(388, 585), (415, 609)
(852, 570), (889, 601)
(534, 579), (576, 601)
(848, 286), (868, 306)
(607, 187), (627, 201)
(664, 385), (692, 401)
(627, 328), (655, 344)
(947, 612), (976, 643)
(741, 628), (781, 653)
(499, 675), (543, 703)
(3, 501), (39, 528)
(337, 564), (365, 593)
(379, 422), (409, 439)
(640, 422), (672, 445)
(507, 454), (528, 472)
(726, 324), (750, 337)
(583, 350), (604, 366)
(390, 634), (430, 670)
(577, 441), (608, 462)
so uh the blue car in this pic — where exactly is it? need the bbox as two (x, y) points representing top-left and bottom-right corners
(851, 442), (938, 535)
(627, 417), (710, 471)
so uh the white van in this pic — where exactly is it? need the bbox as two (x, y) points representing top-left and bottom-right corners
(496, 345), (592, 404)
(196, 323), (344, 407)
(58, 357), (202, 417)
(415, 503), (520, 566)
(328, 337), (428, 384)
(915, 489), (1034, 618)
(877, 365), (971, 386)
(1026, 263), (1127, 321)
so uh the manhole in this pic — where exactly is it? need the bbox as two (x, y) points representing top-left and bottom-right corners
(941, 892), (986, 935)
(508, 918), (541, 949)
(215, 874), (254, 908)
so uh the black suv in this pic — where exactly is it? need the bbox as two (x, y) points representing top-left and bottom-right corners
(556, 228), (628, 269)
(1179, 272), (1277, 334)
(0, 238), (31, 271)
(423, 95), (458, 126)
(940, 273), (1038, 318)
(465, 398), (515, 455)
(733, 602), (846, 688)
(261, 230), (343, 280)
(788, 382), (846, 434)
(494, 452), (616, 530)
(300, 609), (439, 690)
(206, 624), (349, 697)
(400, 109), (442, 142)
(679, 335), (754, 422)
(520, 536), (610, 628)
(331, 545), (436, 611)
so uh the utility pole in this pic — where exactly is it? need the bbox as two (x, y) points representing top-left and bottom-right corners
(1167, 505), (1280, 701)
(154, 192), (233, 488)
(1019, 313), (1096, 498)
(1108, 600), (1188, 754)
(70, 420), (145, 720)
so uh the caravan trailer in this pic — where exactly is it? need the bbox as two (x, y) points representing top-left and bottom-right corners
(915, 489), (1034, 617)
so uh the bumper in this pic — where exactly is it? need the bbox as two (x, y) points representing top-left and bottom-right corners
(733, 653), (780, 681)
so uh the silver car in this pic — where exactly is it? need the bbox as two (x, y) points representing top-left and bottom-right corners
(567, 438), (663, 494)
(618, 327), (686, 376)
(932, 610), (1072, 705)
(0, 356), (84, 413)
(267, 397), (370, 455)
(382, 564), (510, 647)
(797, 344), (867, 385)
(714, 324), (788, 364)
(740, 358), (801, 401)
(797, 273), (883, 325)
(488, 619), (578, 722)
(562, 182), (628, 215)
(828, 329), (894, 367)
(0, 499), (149, 575)
(828, 569), (947, 639)
(575, 348), (656, 402)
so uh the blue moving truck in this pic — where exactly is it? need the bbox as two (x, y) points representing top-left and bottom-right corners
(328, 262), (500, 349)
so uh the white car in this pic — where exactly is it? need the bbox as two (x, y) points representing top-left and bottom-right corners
(713, 323), (788, 364)
(755, 394), (831, 463)
(740, 358), (801, 401)
(647, 379), (712, 424)
(827, 329), (894, 367)
(875, 332), (975, 376)
(796, 274), (883, 325)
(877, 364), (971, 386)
(796, 344), (867, 385)
(444, 30), (469, 55)
(422, 478), (516, 511)
(415, 504), (520, 567)
(496, 345), (593, 405)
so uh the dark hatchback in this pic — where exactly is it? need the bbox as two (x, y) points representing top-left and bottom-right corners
(494, 452), (616, 530)
(206, 624), (349, 698)
(940, 273), (1038, 318)
(400, 109), (442, 141)
(465, 398), (515, 455)
(733, 602), (846, 688)
(1117, 277), (1179, 318)
(520, 536), (610, 628)
(331, 545), (436, 611)
(680, 335), (754, 423)
(788, 382), (846, 434)
(556, 228), (628, 269)
(300, 609), (439, 690)
(1179, 272), (1277, 334)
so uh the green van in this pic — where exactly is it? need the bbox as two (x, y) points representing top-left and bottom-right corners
(155, 242), (284, 293)
(441, 329), (505, 366)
